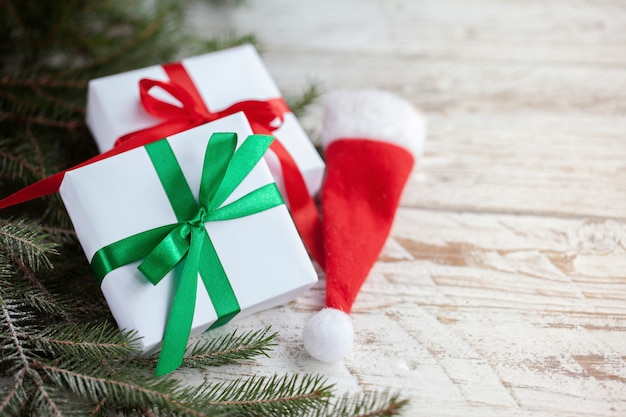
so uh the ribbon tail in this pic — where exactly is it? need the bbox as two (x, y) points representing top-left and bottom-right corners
(0, 171), (66, 210)
(198, 231), (240, 329)
(154, 227), (203, 376)
(291, 192), (325, 269)
(0, 127), (184, 211)
(91, 223), (179, 284)
(208, 184), (283, 222)
(269, 140), (325, 269)
(138, 224), (190, 285)
(115, 119), (200, 149)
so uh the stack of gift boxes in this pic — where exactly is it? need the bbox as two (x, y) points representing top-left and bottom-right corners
(58, 45), (324, 375)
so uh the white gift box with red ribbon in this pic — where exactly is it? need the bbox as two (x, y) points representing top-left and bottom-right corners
(86, 44), (324, 198)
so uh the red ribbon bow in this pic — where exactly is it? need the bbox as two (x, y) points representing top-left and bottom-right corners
(0, 61), (324, 267)
(114, 63), (290, 146)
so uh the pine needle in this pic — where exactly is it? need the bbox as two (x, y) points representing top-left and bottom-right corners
(285, 83), (320, 118)
(33, 322), (140, 361)
(316, 390), (409, 417)
(134, 327), (278, 371)
(180, 373), (333, 416)
(183, 327), (278, 367)
(39, 362), (182, 412)
(0, 218), (58, 271)
(198, 31), (259, 54)
(5, 277), (68, 317)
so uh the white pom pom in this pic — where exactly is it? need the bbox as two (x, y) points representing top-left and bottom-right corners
(303, 308), (354, 363)
(321, 89), (426, 157)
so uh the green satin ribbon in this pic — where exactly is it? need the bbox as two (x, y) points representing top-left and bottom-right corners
(90, 132), (283, 376)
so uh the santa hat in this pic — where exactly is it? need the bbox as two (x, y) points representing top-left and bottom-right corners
(303, 89), (426, 363)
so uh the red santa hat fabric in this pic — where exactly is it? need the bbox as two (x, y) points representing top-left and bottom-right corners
(303, 89), (426, 363)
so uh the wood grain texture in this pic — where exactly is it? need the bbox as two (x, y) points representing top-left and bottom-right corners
(185, 1), (626, 415)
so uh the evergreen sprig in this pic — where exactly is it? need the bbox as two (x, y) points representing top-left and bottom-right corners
(0, 218), (58, 271)
(182, 327), (278, 367)
(285, 83), (321, 119)
(0, 0), (408, 415)
(132, 328), (278, 370)
(177, 374), (332, 416)
(316, 391), (410, 417)
(33, 322), (140, 361)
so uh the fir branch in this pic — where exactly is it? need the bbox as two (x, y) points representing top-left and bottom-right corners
(5, 276), (68, 318)
(180, 373), (332, 416)
(10, 252), (47, 294)
(0, 75), (87, 88)
(0, 144), (46, 182)
(41, 225), (76, 240)
(29, 376), (65, 417)
(29, 85), (85, 115)
(198, 31), (259, 54)
(1, 298), (30, 370)
(134, 328), (278, 373)
(0, 369), (27, 413)
(318, 391), (409, 417)
(0, 297), (61, 416)
(91, 396), (108, 416)
(32, 323), (139, 361)
(0, 111), (85, 130)
(25, 125), (46, 177)
(0, 218), (58, 270)
(178, 327), (277, 368)
(57, 3), (180, 77)
(285, 82), (320, 118)
(38, 362), (209, 417)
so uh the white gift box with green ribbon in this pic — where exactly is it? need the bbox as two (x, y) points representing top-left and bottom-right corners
(59, 113), (318, 375)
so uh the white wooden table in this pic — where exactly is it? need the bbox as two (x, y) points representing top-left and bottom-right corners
(187, 1), (626, 415)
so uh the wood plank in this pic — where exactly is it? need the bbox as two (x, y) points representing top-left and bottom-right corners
(244, 49), (626, 107)
(405, 112), (626, 219)
(188, 0), (626, 64)
(377, 209), (626, 415)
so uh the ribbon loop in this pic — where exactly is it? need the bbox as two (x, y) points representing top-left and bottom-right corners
(137, 224), (191, 285)
(209, 134), (275, 211)
(138, 78), (207, 121)
(199, 132), (237, 208)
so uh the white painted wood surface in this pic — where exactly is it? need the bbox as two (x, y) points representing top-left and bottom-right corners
(186, 1), (626, 415)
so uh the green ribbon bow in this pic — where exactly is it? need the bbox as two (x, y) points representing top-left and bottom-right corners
(89, 132), (283, 375)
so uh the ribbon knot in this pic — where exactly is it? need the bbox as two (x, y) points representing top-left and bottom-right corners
(188, 207), (209, 228)
(136, 206), (210, 285)
(89, 132), (285, 376)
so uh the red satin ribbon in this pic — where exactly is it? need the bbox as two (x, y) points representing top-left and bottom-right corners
(0, 62), (325, 267)
(114, 63), (291, 146)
